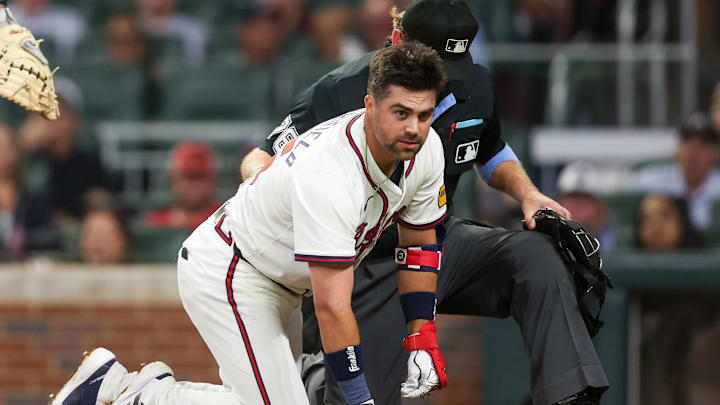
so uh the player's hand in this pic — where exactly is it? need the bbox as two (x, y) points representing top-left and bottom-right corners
(521, 190), (571, 230)
(401, 349), (440, 398)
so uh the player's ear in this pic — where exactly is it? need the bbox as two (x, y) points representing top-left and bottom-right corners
(391, 29), (405, 45)
(364, 94), (373, 112)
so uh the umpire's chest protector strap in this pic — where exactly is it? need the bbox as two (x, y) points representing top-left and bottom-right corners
(395, 244), (443, 272)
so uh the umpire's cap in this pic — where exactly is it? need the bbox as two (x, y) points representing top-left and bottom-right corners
(402, 0), (478, 80)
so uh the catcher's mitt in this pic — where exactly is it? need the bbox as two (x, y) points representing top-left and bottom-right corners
(526, 208), (614, 337)
(0, 8), (58, 120)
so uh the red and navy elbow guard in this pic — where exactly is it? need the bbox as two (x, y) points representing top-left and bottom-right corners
(395, 243), (442, 273)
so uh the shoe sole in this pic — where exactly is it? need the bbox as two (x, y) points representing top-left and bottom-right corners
(49, 348), (116, 405)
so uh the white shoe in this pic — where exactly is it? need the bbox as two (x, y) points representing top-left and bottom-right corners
(113, 361), (175, 405)
(49, 347), (135, 405)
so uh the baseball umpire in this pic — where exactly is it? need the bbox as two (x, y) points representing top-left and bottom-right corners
(240, 1), (610, 405)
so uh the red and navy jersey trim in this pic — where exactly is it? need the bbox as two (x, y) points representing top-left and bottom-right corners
(345, 114), (375, 188)
(398, 212), (447, 230)
(215, 214), (232, 246)
(345, 114), (389, 219)
(225, 252), (272, 405)
(295, 254), (356, 264)
(404, 158), (415, 178)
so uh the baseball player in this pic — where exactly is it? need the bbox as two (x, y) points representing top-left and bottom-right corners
(51, 41), (450, 405)
(240, 1), (610, 405)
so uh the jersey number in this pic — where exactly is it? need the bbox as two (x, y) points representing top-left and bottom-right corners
(250, 137), (311, 185)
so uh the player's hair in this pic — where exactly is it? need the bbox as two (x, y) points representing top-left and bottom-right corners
(384, 6), (405, 47)
(368, 41), (446, 101)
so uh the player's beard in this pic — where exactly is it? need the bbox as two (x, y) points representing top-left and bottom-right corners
(373, 118), (422, 161)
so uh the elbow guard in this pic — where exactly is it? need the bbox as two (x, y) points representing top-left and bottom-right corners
(395, 244), (442, 273)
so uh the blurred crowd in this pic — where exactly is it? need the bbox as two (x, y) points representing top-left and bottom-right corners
(480, 109), (720, 254)
(3, 0), (720, 264)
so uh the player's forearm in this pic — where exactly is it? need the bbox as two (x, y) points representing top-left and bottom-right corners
(397, 226), (439, 334)
(310, 263), (373, 404)
(239, 147), (272, 181)
(315, 303), (361, 352)
(308, 262), (360, 352)
(487, 160), (539, 203)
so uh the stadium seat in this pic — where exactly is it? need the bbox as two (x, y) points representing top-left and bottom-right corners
(705, 200), (720, 248)
(148, 36), (187, 64)
(131, 224), (190, 263)
(60, 63), (146, 121)
(159, 64), (272, 121)
(605, 192), (644, 248)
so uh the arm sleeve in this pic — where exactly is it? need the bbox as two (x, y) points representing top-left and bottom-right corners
(260, 76), (341, 156)
(399, 135), (448, 229)
(292, 169), (360, 263)
(476, 144), (519, 182)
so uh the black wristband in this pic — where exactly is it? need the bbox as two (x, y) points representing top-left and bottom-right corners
(324, 345), (372, 405)
(399, 291), (436, 324)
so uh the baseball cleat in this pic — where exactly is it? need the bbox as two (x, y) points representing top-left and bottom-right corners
(113, 361), (174, 405)
(50, 347), (134, 405)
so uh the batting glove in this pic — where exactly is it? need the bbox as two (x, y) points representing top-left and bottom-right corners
(400, 321), (447, 398)
(401, 349), (440, 398)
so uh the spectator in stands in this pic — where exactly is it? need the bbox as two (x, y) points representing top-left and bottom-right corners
(0, 123), (58, 259)
(136, 0), (208, 65)
(232, 1), (287, 67)
(145, 141), (222, 231)
(557, 161), (616, 252)
(632, 113), (720, 230)
(104, 8), (149, 67)
(79, 207), (131, 264)
(357, 0), (393, 51)
(634, 194), (703, 252)
(10, 0), (88, 62)
(514, 0), (573, 42)
(18, 79), (109, 223)
(104, 8), (160, 118)
(309, 0), (364, 64)
(274, 0), (305, 34)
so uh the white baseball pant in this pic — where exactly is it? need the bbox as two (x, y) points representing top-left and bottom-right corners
(141, 213), (310, 405)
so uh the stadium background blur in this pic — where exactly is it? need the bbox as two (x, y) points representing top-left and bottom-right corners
(1, 0), (720, 404)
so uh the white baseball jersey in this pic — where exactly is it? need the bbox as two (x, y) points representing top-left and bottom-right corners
(224, 109), (447, 294)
